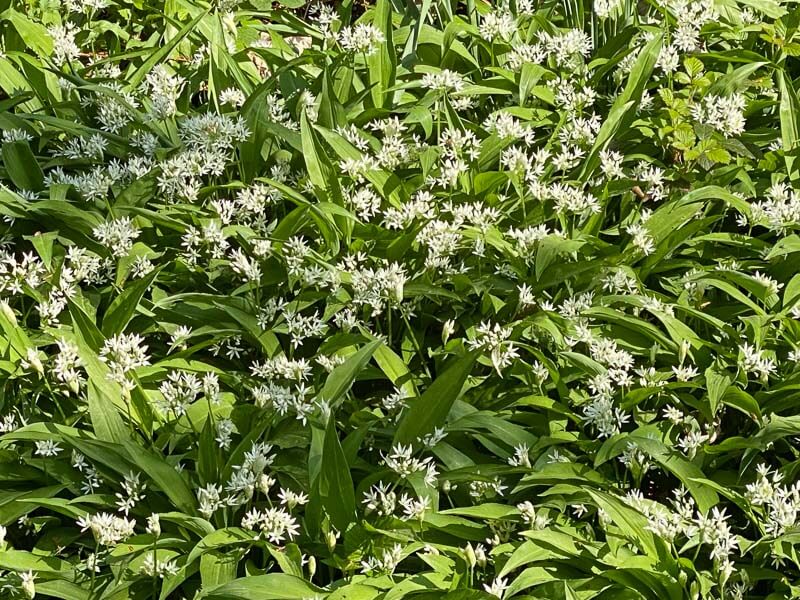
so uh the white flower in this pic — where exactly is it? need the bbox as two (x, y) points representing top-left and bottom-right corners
(692, 93), (747, 138)
(146, 513), (161, 536)
(361, 543), (404, 575)
(381, 444), (438, 486)
(467, 321), (518, 376)
(582, 396), (630, 438)
(215, 418), (237, 450)
(241, 507), (300, 544)
(219, 87), (246, 107)
(77, 513), (136, 546)
(49, 23), (80, 65)
(677, 430), (709, 459)
(170, 325), (192, 349)
(657, 44), (680, 73)
(739, 342), (776, 382)
(479, 11), (516, 42)
(278, 488), (309, 510)
(507, 443), (531, 468)
(1, 129), (34, 143)
(363, 482), (397, 516)
(178, 112), (250, 152)
(99, 333), (150, 388)
(142, 65), (184, 120)
(34, 440), (62, 457)
(140, 552), (179, 578)
(626, 222), (655, 255)
(20, 571), (35, 600)
(93, 217), (140, 258)
(399, 494), (431, 520)
(595, 0), (623, 18)
(483, 576), (509, 598)
(672, 364), (699, 382)
(338, 23), (385, 55)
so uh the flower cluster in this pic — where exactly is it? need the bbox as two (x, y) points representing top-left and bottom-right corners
(0, 0), (798, 598)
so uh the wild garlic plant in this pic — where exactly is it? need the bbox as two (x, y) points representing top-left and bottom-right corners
(0, 0), (799, 598)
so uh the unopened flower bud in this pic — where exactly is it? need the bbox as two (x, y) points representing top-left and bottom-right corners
(392, 279), (404, 303)
(474, 544), (487, 567)
(146, 513), (161, 537)
(462, 543), (476, 569)
(679, 339), (690, 364)
(0, 301), (16, 324)
(442, 319), (455, 344)
(26, 349), (43, 375)
(325, 529), (338, 552)
(307, 555), (316, 579)
(258, 474), (274, 495)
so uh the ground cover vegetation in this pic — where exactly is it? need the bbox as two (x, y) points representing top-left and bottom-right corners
(0, 0), (799, 598)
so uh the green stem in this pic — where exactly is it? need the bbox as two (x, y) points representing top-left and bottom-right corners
(152, 534), (159, 599)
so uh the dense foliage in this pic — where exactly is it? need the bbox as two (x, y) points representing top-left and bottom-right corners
(1, 0), (800, 598)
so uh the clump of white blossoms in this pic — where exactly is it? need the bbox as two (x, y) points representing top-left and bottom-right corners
(34, 440), (62, 457)
(745, 464), (800, 536)
(582, 394), (630, 438)
(337, 23), (385, 55)
(381, 444), (438, 487)
(49, 23), (81, 65)
(241, 506), (300, 544)
(467, 322), (519, 376)
(625, 222), (655, 255)
(361, 543), (404, 575)
(422, 69), (466, 94)
(219, 87), (246, 107)
(738, 342), (776, 383)
(140, 552), (180, 578)
(53, 338), (84, 394)
(99, 333), (150, 389)
(479, 11), (516, 42)
(76, 513), (136, 546)
(2, 0), (800, 597)
(143, 65), (185, 120)
(178, 112), (250, 152)
(93, 217), (140, 258)
(594, 0), (623, 19)
(692, 93), (746, 138)
(747, 182), (800, 233)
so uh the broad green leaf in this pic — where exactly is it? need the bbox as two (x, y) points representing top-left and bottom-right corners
(318, 339), (382, 407)
(0, 549), (73, 572)
(367, 0), (396, 108)
(579, 34), (662, 181)
(187, 528), (254, 565)
(102, 267), (160, 336)
(778, 69), (800, 182)
(394, 352), (477, 445)
(705, 366), (732, 416)
(587, 490), (665, 560)
(87, 380), (130, 444)
(121, 440), (197, 514)
(127, 10), (207, 89)
(311, 417), (357, 532)
(2, 140), (43, 191)
(199, 574), (327, 599)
